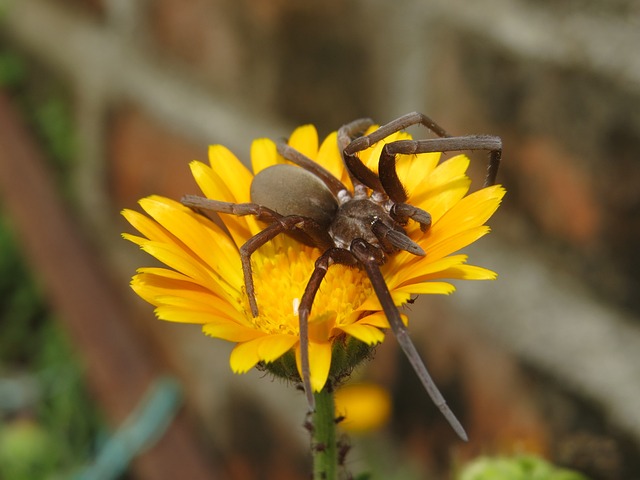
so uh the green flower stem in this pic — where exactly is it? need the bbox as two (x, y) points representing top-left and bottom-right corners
(312, 388), (338, 480)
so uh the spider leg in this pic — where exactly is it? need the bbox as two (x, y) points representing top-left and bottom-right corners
(350, 238), (469, 442)
(378, 136), (502, 203)
(343, 112), (501, 202)
(298, 248), (356, 410)
(276, 142), (348, 198)
(181, 195), (281, 222)
(338, 118), (382, 195)
(341, 112), (451, 194)
(182, 195), (330, 317)
(344, 112), (451, 159)
(338, 118), (375, 147)
(239, 214), (334, 317)
(390, 203), (432, 232)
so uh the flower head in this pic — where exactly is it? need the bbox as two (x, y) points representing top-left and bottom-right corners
(122, 124), (505, 393)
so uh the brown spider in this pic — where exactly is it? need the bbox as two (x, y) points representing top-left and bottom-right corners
(183, 112), (502, 441)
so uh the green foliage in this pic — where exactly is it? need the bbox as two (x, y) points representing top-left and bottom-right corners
(458, 455), (589, 480)
(0, 215), (105, 478)
(0, 43), (76, 195)
(0, 219), (103, 478)
(0, 419), (56, 479)
(0, 41), (101, 478)
(32, 95), (76, 173)
(0, 50), (26, 87)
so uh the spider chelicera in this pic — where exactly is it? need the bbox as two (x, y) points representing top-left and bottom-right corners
(182, 112), (502, 441)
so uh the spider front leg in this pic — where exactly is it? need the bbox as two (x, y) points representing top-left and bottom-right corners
(390, 203), (432, 232)
(377, 136), (502, 203)
(182, 195), (281, 221)
(346, 112), (452, 153)
(338, 118), (384, 194)
(350, 238), (469, 442)
(298, 248), (357, 409)
(182, 195), (328, 317)
(239, 216), (324, 316)
(342, 112), (451, 194)
(344, 112), (502, 202)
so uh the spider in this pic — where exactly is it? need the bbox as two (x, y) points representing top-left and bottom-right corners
(182, 112), (502, 441)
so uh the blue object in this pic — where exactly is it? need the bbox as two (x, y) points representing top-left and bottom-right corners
(73, 376), (182, 480)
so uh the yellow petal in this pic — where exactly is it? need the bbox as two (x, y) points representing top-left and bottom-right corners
(357, 311), (409, 329)
(288, 124), (318, 160)
(130, 269), (240, 319)
(393, 281), (456, 296)
(317, 131), (351, 189)
(190, 160), (236, 203)
(436, 264), (497, 281)
(400, 151), (441, 196)
(189, 160), (254, 244)
(229, 338), (266, 373)
(355, 289), (411, 312)
(140, 241), (239, 301)
(339, 323), (385, 345)
(411, 176), (471, 224)
(122, 208), (176, 245)
(432, 185), (506, 237)
(154, 293), (241, 320)
(202, 322), (265, 342)
(138, 196), (243, 283)
(207, 145), (253, 203)
(391, 254), (469, 287)
(257, 334), (299, 363)
(360, 130), (410, 172)
(121, 232), (147, 247)
(296, 341), (332, 392)
(251, 138), (278, 175)
(423, 226), (491, 261)
(154, 306), (249, 328)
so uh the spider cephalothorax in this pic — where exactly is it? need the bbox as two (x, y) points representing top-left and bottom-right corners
(183, 112), (502, 441)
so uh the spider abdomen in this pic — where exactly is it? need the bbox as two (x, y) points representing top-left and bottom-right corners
(250, 164), (338, 229)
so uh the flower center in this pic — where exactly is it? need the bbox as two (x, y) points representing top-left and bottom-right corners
(248, 237), (373, 339)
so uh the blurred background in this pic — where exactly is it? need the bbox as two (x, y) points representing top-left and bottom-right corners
(1, 0), (639, 478)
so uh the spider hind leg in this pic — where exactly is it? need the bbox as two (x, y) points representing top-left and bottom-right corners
(350, 238), (469, 442)
(297, 248), (357, 410)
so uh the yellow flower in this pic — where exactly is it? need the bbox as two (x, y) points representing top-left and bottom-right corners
(122, 124), (505, 394)
(334, 383), (392, 433)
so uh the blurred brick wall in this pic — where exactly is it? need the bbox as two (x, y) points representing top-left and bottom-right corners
(11, 0), (635, 313)
(4, 0), (640, 472)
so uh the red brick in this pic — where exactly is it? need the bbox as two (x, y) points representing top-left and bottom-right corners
(148, 0), (245, 91)
(108, 105), (206, 210)
(52, 0), (105, 17)
(515, 136), (602, 247)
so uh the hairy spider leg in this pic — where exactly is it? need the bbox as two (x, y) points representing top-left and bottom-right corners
(342, 112), (451, 196)
(297, 248), (358, 409)
(347, 112), (452, 151)
(350, 238), (469, 442)
(276, 142), (347, 198)
(338, 118), (379, 193)
(390, 203), (432, 232)
(181, 195), (330, 317)
(343, 112), (501, 200)
(377, 136), (503, 204)
(338, 118), (375, 149)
